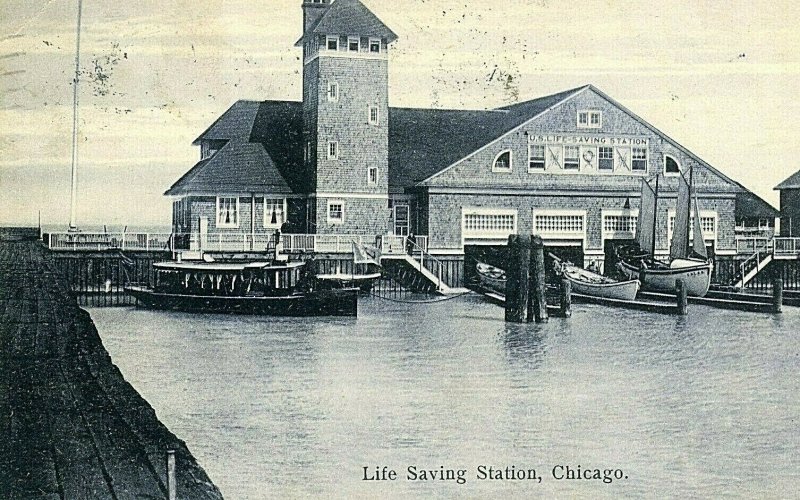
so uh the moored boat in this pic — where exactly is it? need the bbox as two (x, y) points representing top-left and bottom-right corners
(556, 260), (640, 301)
(618, 169), (713, 297)
(475, 262), (507, 294)
(125, 259), (358, 316)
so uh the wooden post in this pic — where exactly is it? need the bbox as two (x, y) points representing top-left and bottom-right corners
(167, 449), (177, 500)
(772, 277), (783, 313)
(560, 278), (572, 318)
(505, 235), (530, 323)
(676, 279), (688, 315)
(530, 235), (549, 323)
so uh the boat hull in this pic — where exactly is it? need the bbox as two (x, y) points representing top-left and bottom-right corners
(563, 272), (640, 301)
(618, 259), (712, 297)
(125, 286), (358, 317)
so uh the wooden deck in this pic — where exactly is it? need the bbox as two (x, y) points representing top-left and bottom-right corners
(0, 228), (222, 499)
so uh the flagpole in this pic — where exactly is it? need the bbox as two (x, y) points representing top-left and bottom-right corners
(68, 0), (83, 231)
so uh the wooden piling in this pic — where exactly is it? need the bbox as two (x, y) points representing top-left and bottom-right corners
(530, 235), (549, 323)
(167, 449), (177, 500)
(676, 279), (688, 315)
(505, 235), (530, 323)
(560, 278), (572, 318)
(772, 278), (783, 313)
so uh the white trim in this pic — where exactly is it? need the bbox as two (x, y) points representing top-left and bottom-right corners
(215, 196), (240, 229)
(715, 249), (737, 256)
(532, 209), (587, 247)
(577, 109), (602, 129)
(263, 197), (287, 229)
(327, 199), (345, 224)
(327, 141), (338, 160)
(314, 192), (388, 200)
(327, 81), (339, 102)
(491, 149), (513, 173)
(420, 186), (737, 199)
(347, 36), (360, 52)
(527, 143), (546, 172)
(428, 248), (465, 256)
(563, 144), (580, 171)
(631, 146), (648, 172)
(317, 51), (386, 61)
(368, 105), (379, 125)
(461, 207), (518, 245)
(326, 35), (339, 51)
(601, 208), (639, 242)
(367, 166), (379, 185)
(667, 208), (718, 247)
(369, 37), (381, 54)
(664, 154), (681, 176)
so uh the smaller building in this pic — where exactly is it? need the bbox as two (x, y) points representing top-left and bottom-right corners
(735, 191), (779, 240)
(775, 170), (800, 237)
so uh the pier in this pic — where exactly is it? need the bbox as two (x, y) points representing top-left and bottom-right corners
(0, 228), (222, 499)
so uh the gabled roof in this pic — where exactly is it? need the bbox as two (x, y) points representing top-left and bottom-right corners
(408, 86), (588, 187)
(775, 170), (800, 190)
(165, 140), (293, 196)
(296, 0), (397, 46)
(170, 100), (304, 196)
(735, 192), (780, 219)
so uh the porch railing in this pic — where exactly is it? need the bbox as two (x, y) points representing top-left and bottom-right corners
(774, 237), (800, 258)
(735, 237), (773, 255)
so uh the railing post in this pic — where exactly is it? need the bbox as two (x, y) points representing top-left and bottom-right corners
(772, 278), (783, 313)
(122, 230), (126, 251)
(166, 449), (177, 500)
(146, 233), (150, 252)
(676, 279), (688, 315)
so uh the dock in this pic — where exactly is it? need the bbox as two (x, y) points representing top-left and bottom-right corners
(0, 228), (222, 499)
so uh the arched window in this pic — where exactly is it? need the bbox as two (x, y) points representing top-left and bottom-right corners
(492, 150), (512, 172)
(664, 155), (680, 175)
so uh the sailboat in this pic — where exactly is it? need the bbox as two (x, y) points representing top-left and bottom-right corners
(617, 167), (713, 297)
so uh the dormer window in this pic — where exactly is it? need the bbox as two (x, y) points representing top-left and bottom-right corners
(348, 36), (360, 52)
(369, 38), (381, 53)
(326, 36), (338, 51)
(577, 110), (602, 129)
(492, 150), (512, 172)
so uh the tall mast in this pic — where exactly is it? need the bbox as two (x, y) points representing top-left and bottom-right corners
(650, 174), (659, 256)
(686, 166), (693, 256)
(69, 0), (83, 231)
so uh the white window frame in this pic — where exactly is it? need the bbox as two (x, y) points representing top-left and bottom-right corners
(664, 154), (681, 176)
(532, 209), (587, 245)
(632, 146), (648, 172)
(367, 166), (379, 185)
(327, 200), (345, 224)
(326, 36), (339, 51)
(667, 209), (718, 246)
(601, 209), (639, 242)
(369, 38), (381, 53)
(563, 145), (580, 170)
(492, 149), (513, 172)
(577, 110), (602, 129)
(215, 196), (240, 229)
(368, 105), (379, 125)
(528, 144), (545, 171)
(462, 207), (518, 245)
(327, 141), (338, 160)
(263, 197), (287, 228)
(598, 146), (614, 171)
(348, 36), (360, 52)
(327, 81), (339, 102)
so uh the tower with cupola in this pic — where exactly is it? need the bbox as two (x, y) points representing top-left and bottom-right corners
(297, 0), (397, 234)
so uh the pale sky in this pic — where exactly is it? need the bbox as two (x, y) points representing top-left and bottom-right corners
(1, 0), (798, 228)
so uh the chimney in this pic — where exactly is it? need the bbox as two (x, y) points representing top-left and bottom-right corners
(302, 0), (329, 36)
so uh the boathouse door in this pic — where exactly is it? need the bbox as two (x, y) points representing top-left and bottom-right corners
(394, 204), (409, 236)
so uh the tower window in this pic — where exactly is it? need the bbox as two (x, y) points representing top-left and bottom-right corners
(327, 81), (338, 102)
(598, 147), (614, 170)
(369, 38), (381, 53)
(327, 141), (338, 160)
(368, 106), (379, 125)
(577, 110), (602, 129)
(326, 36), (338, 51)
(328, 200), (344, 224)
(492, 150), (512, 172)
(665, 155), (680, 175)
(368, 166), (378, 184)
(348, 37), (360, 52)
(216, 196), (239, 228)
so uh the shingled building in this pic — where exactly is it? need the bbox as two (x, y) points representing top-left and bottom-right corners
(166, 0), (775, 286)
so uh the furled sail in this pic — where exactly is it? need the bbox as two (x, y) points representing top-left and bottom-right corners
(691, 183), (708, 259)
(636, 178), (657, 255)
(669, 171), (691, 260)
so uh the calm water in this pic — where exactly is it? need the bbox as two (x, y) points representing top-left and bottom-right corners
(89, 296), (799, 499)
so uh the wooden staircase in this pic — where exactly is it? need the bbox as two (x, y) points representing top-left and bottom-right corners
(734, 242), (774, 289)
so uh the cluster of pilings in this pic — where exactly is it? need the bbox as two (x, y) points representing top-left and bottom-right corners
(504, 235), (571, 323)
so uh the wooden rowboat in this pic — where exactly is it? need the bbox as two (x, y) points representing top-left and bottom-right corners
(560, 262), (641, 301)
